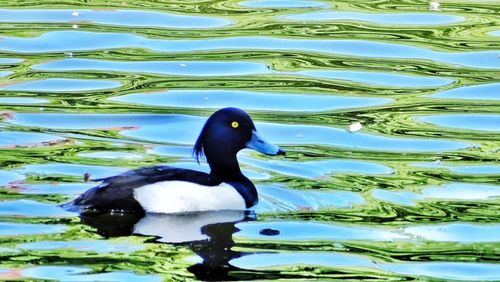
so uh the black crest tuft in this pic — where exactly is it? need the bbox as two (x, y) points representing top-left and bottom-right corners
(193, 127), (205, 164)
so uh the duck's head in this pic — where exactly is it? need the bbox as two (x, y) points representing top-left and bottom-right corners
(194, 107), (284, 176)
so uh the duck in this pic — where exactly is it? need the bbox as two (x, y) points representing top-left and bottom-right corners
(64, 107), (285, 214)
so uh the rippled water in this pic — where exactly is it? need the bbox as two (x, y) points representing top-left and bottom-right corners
(0, 0), (499, 281)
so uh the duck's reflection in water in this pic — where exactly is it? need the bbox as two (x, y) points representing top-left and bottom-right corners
(80, 210), (255, 280)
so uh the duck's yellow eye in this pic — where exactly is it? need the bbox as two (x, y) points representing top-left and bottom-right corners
(231, 121), (239, 128)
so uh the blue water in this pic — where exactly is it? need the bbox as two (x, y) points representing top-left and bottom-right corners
(431, 83), (500, 100)
(2, 78), (122, 92)
(14, 183), (94, 195)
(0, 97), (48, 104)
(0, 58), (23, 64)
(0, 71), (12, 78)
(419, 114), (500, 132)
(240, 0), (328, 8)
(0, 200), (73, 217)
(298, 70), (454, 87)
(0, 222), (66, 236)
(0, 9), (231, 28)
(18, 266), (162, 282)
(0, 1), (499, 281)
(8, 113), (473, 151)
(1, 31), (498, 68)
(283, 11), (463, 25)
(412, 162), (500, 174)
(373, 183), (500, 206)
(0, 170), (24, 186)
(236, 221), (405, 241)
(19, 240), (143, 253)
(0, 131), (64, 147)
(16, 163), (127, 179)
(34, 59), (272, 76)
(110, 90), (392, 111)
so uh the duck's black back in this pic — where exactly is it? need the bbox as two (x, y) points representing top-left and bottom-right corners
(68, 165), (222, 213)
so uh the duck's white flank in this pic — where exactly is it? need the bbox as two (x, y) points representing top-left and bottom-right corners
(133, 180), (246, 214)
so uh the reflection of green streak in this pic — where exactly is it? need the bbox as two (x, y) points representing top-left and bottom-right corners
(1, 21), (499, 52)
(235, 240), (500, 263)
(259, 200), (500, 224)
(0, 229), (194, 280)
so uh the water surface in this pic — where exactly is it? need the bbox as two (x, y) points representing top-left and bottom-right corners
(240, 0), (327, 8)
(431, 83), (500, 100)
(34, 59), (271, 77)
(0, 9), (231, 28)
(0, 0), (499, 281)
(110, 90), (392, 112)
(283, 11), (463, 25)
(419, 114), (500, 132)
(2, 78), (121, 92)
(1, 31), (498, 69)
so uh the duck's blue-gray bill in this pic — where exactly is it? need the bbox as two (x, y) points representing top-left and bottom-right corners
(246, 130), (285, 156)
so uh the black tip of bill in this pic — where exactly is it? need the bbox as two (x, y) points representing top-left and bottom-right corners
(276, 148), (286, 156)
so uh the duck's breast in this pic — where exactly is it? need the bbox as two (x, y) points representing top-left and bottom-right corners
(133, 180), (246, 213)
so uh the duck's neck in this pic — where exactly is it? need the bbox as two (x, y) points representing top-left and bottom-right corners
(207, 155), (258, 208)
(208, 154), (242, 181)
